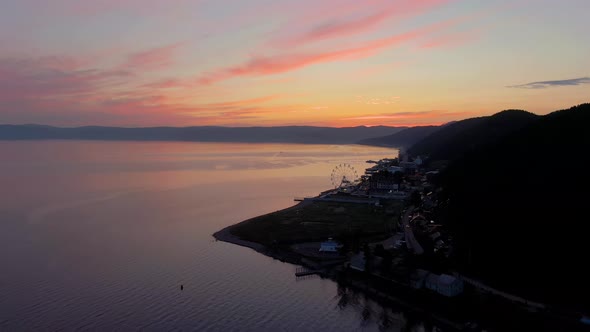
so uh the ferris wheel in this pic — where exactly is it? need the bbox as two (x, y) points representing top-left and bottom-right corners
(331, 163), (359, 188)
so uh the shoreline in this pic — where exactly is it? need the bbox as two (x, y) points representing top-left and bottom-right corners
(212, 199), (474, 331)
(212, 200), (587, 331)
(212, 201), (469, 331)
(212, 200), (313, 265)
(212, 220), (266, 253)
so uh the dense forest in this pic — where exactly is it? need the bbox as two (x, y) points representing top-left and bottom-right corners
(357, 125), (440, 148)
(425, 104), (590, 310)
(407, 110), (540, 162)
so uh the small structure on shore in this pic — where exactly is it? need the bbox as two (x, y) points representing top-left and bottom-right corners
(410, 269), (430, 289)
(387, 166), (404, 174)
(349, 253), (366, 271)
(436, 274), (464, 297)
(424, 273), (464, 297)
(319, 238), (340, 252)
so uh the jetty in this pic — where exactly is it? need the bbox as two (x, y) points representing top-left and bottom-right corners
(295, 267), (320, 277)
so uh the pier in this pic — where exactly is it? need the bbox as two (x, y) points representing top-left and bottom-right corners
(295, 267), (320, 277)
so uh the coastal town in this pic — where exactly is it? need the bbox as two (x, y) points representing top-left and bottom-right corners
(290, 151), (463, 299)
(214, 151), (589, 331)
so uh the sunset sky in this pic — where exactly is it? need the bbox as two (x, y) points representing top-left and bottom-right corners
(1, 0), (588, 127)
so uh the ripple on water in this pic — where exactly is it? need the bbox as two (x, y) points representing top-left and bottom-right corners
(0, 142), (439, 332)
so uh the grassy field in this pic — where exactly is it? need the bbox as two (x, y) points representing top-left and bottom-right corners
(231, 200), (403, 247)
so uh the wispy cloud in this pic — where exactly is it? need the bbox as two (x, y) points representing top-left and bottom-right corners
(274, 0), (451, 47)
(124, 43), (183, 70)
(343, 111), (438, 120)
(139, 78), (189, 89)
(199, 18), (459, 85)
(417, 2), (513, 51)
(355, 95), (401, 105)
(0, 48), (293, 126)
(206, 94), (280, 107)
(507, 77), (590, 89)
(338, 110), (476, 126)
(0, 56), (132, 101)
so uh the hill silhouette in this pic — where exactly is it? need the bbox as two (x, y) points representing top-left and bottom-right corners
(437, 103), (590, 309)
(357, 125), (440, 148)
(0, 125), (404, 144)
(408, 110), (540, 163)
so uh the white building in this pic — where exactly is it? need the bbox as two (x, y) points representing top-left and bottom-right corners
(319, 238), (340, 252)
(399, 161), (418, 170)
(349, 253), (366, 271)
(425, 273), (440, 291)
(387, 166), (404, 174)
(410, 269), (430, 289)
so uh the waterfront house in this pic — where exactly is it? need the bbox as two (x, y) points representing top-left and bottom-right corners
(429, 232), (441, 240)
(387, 166), (404, 174)
(425, 273), (440, 291)
(349, 253), (366, 271)
(400, 161), (418, 170)
(319, 238), (340, 252)
(436, 274), (464, 297)
(425, 273), (464, 297)
(410, 269), (430, 289)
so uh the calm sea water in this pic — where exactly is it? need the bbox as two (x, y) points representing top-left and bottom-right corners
(0, 141), (441, 331)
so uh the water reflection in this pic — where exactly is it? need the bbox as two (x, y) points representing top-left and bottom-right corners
(334, 283), (443, 332)
(0, 141), (459, 331)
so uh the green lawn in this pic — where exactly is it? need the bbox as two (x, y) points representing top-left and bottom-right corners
(231, 200), (402, 247)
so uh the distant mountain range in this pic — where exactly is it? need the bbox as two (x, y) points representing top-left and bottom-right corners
(407, 109), (540, 161)
(0, 124), (405, 145)
(357, 125), (440, 148)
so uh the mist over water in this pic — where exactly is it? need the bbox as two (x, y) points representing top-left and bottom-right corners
(0, 141), (440, 331)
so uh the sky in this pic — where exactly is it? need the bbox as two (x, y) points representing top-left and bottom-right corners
(0, 0), (588, 127)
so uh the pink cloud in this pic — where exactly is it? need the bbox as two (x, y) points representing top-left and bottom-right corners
(0, 53), (202, 126)
(199, 18), (458, 85)
(355, 95), (402, 105)
(0, 44), (187, 104)
(0, 56), (132, 101)
(343, 111), (439, 120)
(140, 79), (189, 89)
(338, 110), (478, 126)
(415, 2), (518, 50)
(275, 0), (452, 47)
(124, 43), (183, 70)
(0, 50), (295, 127)
(95, 92), (285, 125)
(210, 95), (281, 107)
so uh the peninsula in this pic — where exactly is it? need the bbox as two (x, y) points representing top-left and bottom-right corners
(214, 103), (590, 331)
